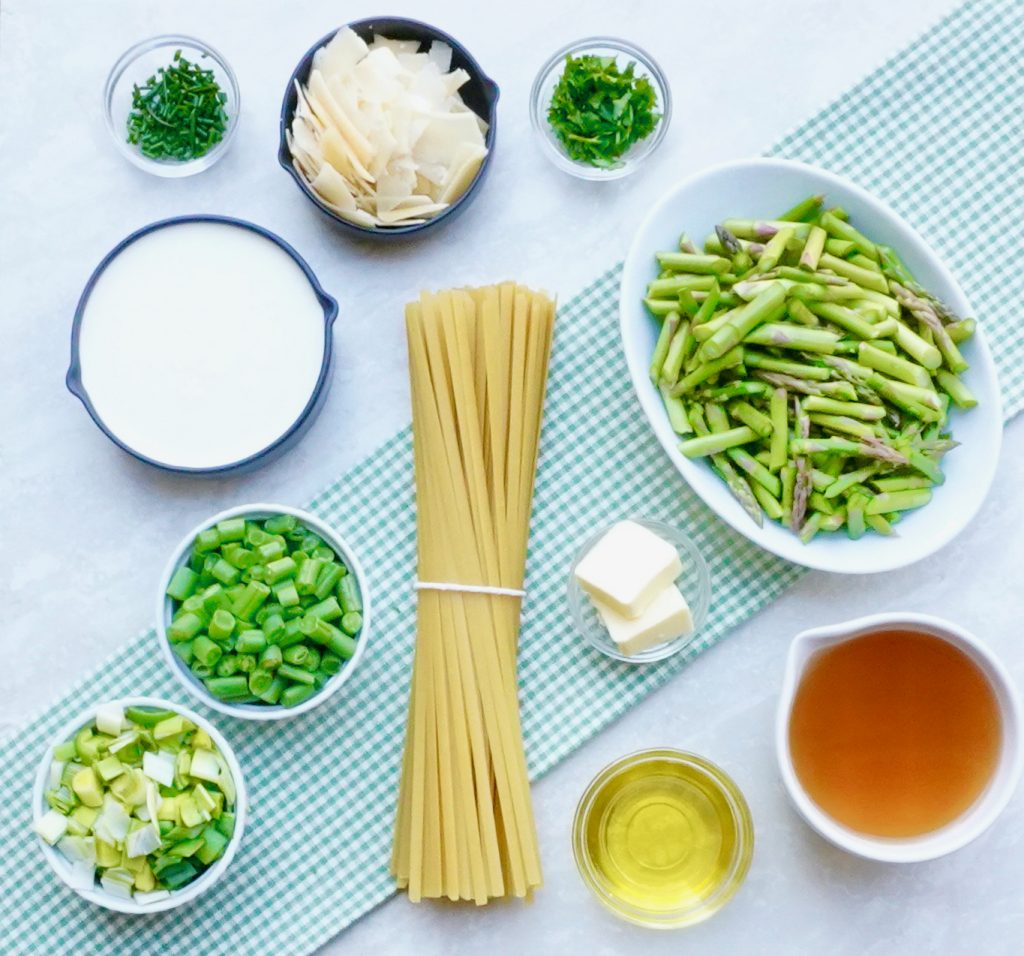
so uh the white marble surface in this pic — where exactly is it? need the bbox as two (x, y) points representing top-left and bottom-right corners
(3, 0), (1021, 953)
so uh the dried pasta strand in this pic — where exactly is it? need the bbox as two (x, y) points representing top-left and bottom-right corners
(392, 283), (555, 903)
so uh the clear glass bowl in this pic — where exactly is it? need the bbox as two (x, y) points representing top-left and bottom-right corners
(572, 749), (754, 928)
(530, 37), (671, 181)
(567, 518), (710, 663)
(104, 35), (240, 178)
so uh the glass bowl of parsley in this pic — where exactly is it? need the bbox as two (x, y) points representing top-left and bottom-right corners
(104, 35), (240, 178)
(530, 37), (670, 180)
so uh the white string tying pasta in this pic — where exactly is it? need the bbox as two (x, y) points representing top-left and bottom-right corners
(415, 581), (526, 598)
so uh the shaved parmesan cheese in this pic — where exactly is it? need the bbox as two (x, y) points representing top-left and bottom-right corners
(315, 27), (369, 76)
(378, 203), (448, 224)
(443, 68), (471, 97)
(428, 40), (453, 73)
(370, 35), (421, 56)
(437, 144), (488, 204)
(320, 126), (373, 188)
(289, 27), (488, 228)
(311, 163), (359, 211)
(397, 52), (431, 73)
(307, 71), (374, 167)
(413, 111), (485, 167)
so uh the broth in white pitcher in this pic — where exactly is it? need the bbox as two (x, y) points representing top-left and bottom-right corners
(788, 628), (1001, 838)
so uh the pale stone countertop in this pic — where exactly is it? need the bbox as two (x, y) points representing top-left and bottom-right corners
(3, 1), (1019, 953)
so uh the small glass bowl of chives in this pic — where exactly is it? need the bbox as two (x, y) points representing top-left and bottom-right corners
(156, 504), (372, 720)
(104, 35), (240, 178)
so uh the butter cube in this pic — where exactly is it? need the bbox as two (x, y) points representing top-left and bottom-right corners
(593, 584), (694, 657)
(574, 521), (682, 617)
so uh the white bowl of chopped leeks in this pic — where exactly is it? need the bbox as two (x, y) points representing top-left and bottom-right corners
(619, 158), (1002, 574)
(32, 697), (247, 913)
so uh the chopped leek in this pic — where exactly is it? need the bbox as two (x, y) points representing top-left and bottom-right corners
(95, 702), (125, 737)
(142, 751), (175, 788)
(32, 705), (236, 899)
(67, 860), (97, 890)
(33, 810), (68, 845)
(188, 749), (220, 784)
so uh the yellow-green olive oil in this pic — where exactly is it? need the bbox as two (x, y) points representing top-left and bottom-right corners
(578, 751), (752, 923)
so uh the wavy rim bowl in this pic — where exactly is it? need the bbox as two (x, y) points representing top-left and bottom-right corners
(277, 17), (499, 238)
(32, 695), (247, 913)
(776, 612), (1023, 862)
(156, 503), (372, 720)
(529, 36), (671, 181)
(567, 517), (711, 663)
(103, 34), (240, 178)
(66, 215), (339, 475)
(572, 748), (754, 928)
(619, 157), (1002, 574)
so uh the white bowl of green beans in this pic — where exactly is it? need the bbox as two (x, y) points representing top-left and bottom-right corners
(619, 158), (1003, 574)
(156, 504), (371, 720)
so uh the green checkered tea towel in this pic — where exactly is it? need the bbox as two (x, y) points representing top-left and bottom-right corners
(1, 1), (1021, 952)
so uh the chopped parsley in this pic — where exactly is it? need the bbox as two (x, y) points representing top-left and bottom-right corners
(546, 54), (660, 169)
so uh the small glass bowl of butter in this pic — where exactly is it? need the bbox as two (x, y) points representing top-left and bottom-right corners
(567, 518), (711, 663)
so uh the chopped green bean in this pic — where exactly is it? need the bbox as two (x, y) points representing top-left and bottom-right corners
(278, 663), (316, 686)
(192, 635), (222, 668)
(166, 566), (199, 602)
(281, 684), (317, 708)
(234, 629), (267, 655)
(166, 512), (362, 707)
(259, 643), (283, 670)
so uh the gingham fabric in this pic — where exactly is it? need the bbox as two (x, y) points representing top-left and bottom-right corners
(1, 1), (1020, 952)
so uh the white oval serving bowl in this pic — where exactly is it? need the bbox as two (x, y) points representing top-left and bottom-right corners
(619, 157), (1002, 573)
(776, 612), (1022, 862)
(156, 504), (371, 720)
(32, 696), (247, 913)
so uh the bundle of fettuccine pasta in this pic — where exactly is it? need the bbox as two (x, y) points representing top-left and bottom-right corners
(391, 283), (555, 903)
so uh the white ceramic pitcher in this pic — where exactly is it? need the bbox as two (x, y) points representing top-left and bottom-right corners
(776, 612), (1022, 862)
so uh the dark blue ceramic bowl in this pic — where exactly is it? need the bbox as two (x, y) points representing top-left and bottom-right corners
(67, 215), (339, 475)
(278, 17), (499, 238)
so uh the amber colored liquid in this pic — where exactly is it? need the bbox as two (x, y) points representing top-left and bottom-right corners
(788, 629), (1002, 837)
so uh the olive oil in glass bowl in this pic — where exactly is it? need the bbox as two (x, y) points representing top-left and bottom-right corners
(572, 749), (753, 928)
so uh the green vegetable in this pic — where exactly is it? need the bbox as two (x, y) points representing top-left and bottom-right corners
(126, 50), (229, 162)
(34, 705), (235, 898)
(546, 53), (660, 169)
(646, 194), (977, 541)
(205, 675), (249, 699)
(166, 514), (362, 705)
